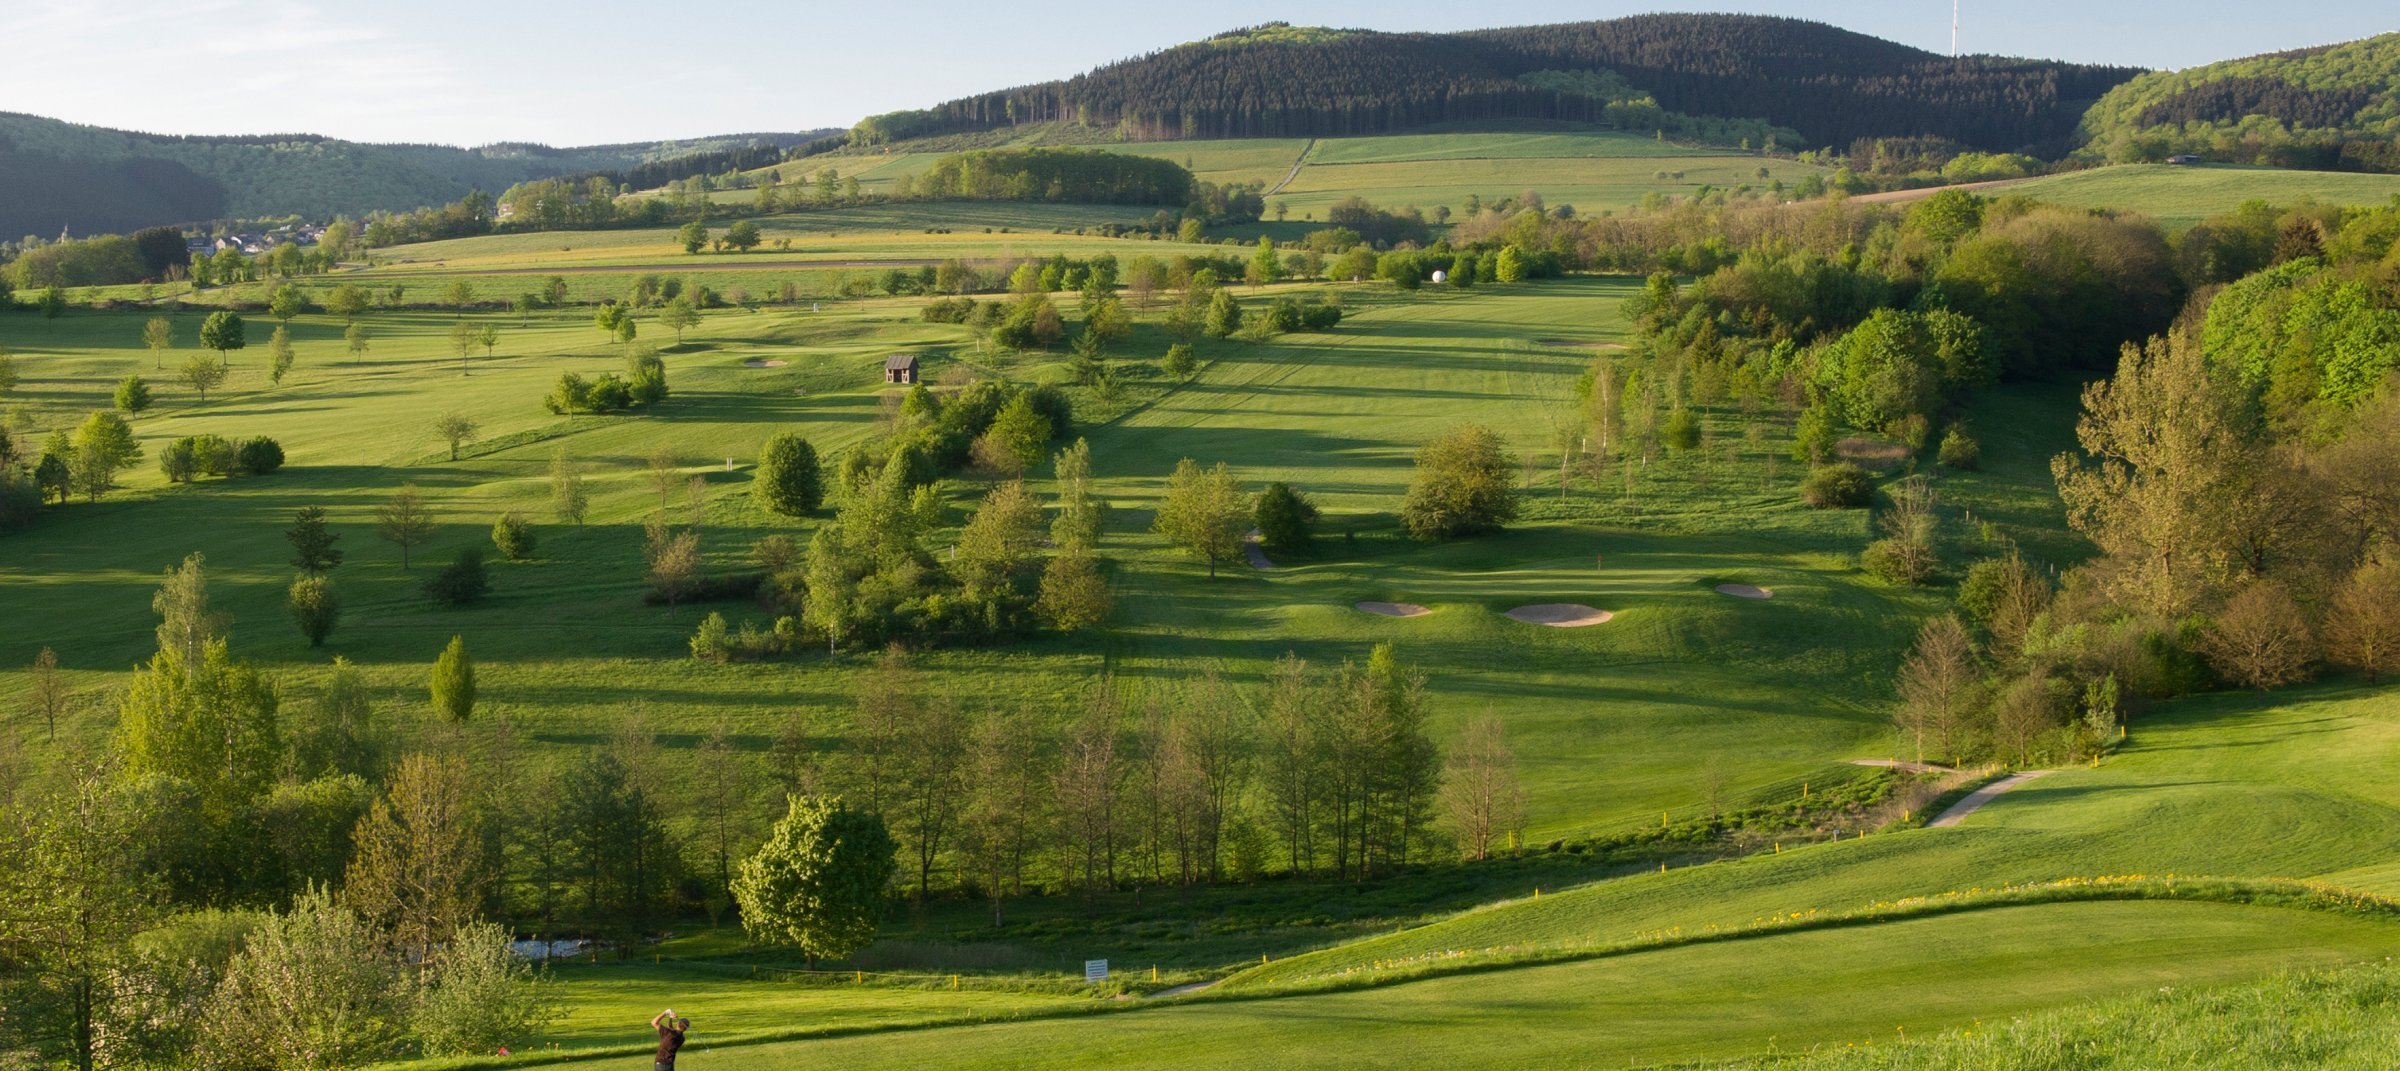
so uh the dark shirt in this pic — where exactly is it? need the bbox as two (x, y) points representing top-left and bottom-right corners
(656, 1026), (685, 1062)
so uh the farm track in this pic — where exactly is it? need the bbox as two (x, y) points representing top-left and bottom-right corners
(355, 257), (978, 277)
(1266, 139), (1316, 196)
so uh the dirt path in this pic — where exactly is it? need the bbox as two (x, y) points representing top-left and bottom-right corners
(1928, 770), (2054, 828)
(359, 257), (977, 278)
(1244, 529), (1274, 570)
(1149, 980), (1222, 1000)
(1847, 178), (2032, 205)
(1266, 139), (1316, 196)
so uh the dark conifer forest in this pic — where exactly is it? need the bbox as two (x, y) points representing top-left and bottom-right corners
(871, 15), (2140, 153)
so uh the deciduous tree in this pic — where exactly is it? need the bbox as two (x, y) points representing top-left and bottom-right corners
(2200, 580), (2318, 691)
(1153, 458), (1246, 577)
(432, 411), (479, 461)
(1439, 713), (1525, 861)
(731, 795), (895, 966)
(1401, 425), (1518, 540)
(376, 484), (435, 569)
(753, 433), (823, 517)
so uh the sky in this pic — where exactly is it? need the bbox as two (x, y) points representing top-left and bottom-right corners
(2, 0), (2392, 147)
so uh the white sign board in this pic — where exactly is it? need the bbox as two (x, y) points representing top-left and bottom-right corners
(1084, 958), (1109, 983)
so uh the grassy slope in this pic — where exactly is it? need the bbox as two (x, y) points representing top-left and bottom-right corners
(519, 901), (2400, 1070)
(1996, 164), (2400, 228)
(0, 276), (1928, 846)
(1234, 682), (2400, 987)
(730, 130), (1828, 221)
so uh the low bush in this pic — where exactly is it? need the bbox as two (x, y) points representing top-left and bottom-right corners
(1937, 425), (1981, 469)
(237, 436), (284, 475)
(490, 513), (535, 560)
(1800, 462), (1874, 508)
(423, 547), (491, 607)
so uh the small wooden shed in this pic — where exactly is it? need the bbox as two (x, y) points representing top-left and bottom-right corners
(884, 354), (920, 385)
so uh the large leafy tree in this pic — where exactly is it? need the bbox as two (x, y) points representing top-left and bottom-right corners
(732, 795), (895, 967)
(198, 310), (245, 362)
(1152, 458), (1246, 577)
(752, 433), (823, 517)
(1400, 424), (1518, 540)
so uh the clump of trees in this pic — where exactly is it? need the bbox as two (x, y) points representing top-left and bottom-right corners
(0, 561), (554, 1070)
(160, 434), (284, 483)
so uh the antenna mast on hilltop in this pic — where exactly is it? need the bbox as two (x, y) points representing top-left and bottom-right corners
(1951, 0), (1960, 57)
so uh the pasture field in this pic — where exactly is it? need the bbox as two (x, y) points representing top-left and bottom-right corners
(1990, 164), (2400, 228)
(726, 129), (1824, 220)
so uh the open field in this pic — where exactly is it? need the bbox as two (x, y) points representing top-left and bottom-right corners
(732, 129), (1825, 221)
(1986, 164), (2400, 228)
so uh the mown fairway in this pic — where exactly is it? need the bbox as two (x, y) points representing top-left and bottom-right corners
(540, 901), (2400, 1071)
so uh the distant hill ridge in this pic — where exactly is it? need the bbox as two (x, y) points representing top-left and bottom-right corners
(2077, 32), (2400, 170)
(852, 15), (2141, 154)
(0, 113), (834, 239)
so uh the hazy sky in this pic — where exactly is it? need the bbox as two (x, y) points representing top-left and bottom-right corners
(4, 1), (2391, 147)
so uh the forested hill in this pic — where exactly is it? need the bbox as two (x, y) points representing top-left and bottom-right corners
(2076, 33), (2400, 171)
(855, 15), (2141, 154)
(0, 114), (833, 239)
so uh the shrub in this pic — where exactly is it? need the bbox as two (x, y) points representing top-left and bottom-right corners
(288, 575), (339, 647)
(1663, 407), (1701, 452)
(490, 512), (535, 560)
(1254, 481), (1318, 555)
(1862, 536), (1936, 584)
(159, 437), (198, 483)
(1800, 462), (1874, 509)
(921, 297), (977, 323)
(191, 434), (237, 477)
(691, 612), (733, 662)
(2200, 580), (2318, 691)
(237, 436), (285, 475)
(423, 547), (492, 607)
(1162, 343), (1197, 379)
(1937, 424), (1981, 469)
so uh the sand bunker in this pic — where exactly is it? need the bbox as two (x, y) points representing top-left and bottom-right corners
(1355, 601), (1431, 618)
(1505, 603), (1613, 627)
(743, 358), (788, 368)
(1715, 583), (1773, 600)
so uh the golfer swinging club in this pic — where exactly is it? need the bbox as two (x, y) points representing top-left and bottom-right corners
(650, 1008), (690, 1070)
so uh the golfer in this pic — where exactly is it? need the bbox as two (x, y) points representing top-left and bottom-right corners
(650, 1009), (690, 1070)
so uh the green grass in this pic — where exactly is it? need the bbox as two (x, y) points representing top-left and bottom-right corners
(720, 130), (1825, 225)
(0, 277), (1944, 848)
(1717, 957), (2400, 1070)
(516, 961), (1074, 1052)
(1228, 682), (2400, 988)
(1999, 164), (2400, 229)
(475, 900), (2400, 1069)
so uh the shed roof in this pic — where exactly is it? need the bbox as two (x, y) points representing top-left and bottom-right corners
(884, 354), (920, 370)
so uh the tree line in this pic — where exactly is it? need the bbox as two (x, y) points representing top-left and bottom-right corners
(870, 14), (2132, 153)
